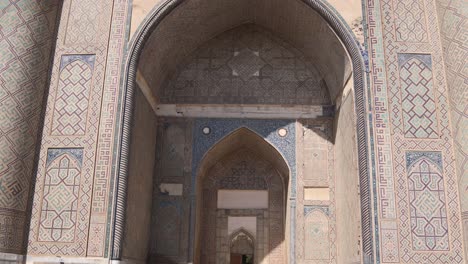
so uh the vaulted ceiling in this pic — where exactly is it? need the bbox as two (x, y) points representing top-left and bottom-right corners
(138, 0), (352, 104)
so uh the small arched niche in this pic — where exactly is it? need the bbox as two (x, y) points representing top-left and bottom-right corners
(230, 229), (255, 264)
(195, 128), (290, 264)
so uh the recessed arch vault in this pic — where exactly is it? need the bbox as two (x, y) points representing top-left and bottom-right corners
(137, 0), (353, 103)
(113, 0), (372, 263)
(195, 127), (289, 263)
(196, 127), (290, 182)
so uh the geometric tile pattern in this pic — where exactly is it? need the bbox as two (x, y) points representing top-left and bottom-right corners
(436, 0), (468, 257)
(150, 119), (192, 263)
(296, 120), (336, 264)
(393, 0), (428, 42)
(366, 0), (465, 261)
(0, 142), (28, 210)
(0, 212), (25, 254)
(304, 209), (330, 261)
(13, 0), (465, 262)
(399, 54), (439, 138)
(394, 145), (463, 262)
(0, 0), (60, 254)
(138, 0), (351, 107)
(27, 0), (115, 257)
(195, 146), (286, 264)
(192, 118), (296, 262)
(164, 24), (330, 105)
(51, 55), (95, 136)
(268, 160), (286, 264)
(88, 0), (130, 257)
(39, 149), (82, 242)
(153, 200), (181, 256)
(150, 118), (294, 263)
(192, 119), (296, 196)
(395, 143), (463, 261)
(406, 151), (449, 251)
(228, 49), (266, 80)
(219, 161), (267, 190)
(380, 221), (400, 263)
(302, 123), (330, 186)
(64, 0), (109, 45)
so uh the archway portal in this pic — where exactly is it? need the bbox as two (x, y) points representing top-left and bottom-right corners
(195, 128), (289, 264)
(118, 0), (369, 263)
(230, 230), (255, 264)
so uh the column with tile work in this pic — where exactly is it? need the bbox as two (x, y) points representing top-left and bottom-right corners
(26, 0), (130, 262)
(365, 0), (466, 262)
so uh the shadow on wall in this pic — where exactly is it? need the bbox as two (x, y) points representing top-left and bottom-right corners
(194, 128), (289, 264)
(121, 0), (362, 262)
(123, 102), (362, 263)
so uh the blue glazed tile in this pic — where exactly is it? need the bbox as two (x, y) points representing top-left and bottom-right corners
(397, 53), (432, 68)
(304, 205), (330, 216)
(60, 54), (96, 71)
(46, 148), (83, 167)
(191, 118), (296, 197)
(405, 151), (442, 170)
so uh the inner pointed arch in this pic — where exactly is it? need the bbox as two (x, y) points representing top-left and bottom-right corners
(194, 127), (290, 263)
(196, 127), (290, 184)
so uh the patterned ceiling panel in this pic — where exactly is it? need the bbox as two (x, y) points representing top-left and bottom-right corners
(162, 24), (331, 105)
(139, 0), (351, 104)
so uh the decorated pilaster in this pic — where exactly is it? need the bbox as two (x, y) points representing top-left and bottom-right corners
(27, 0), (130, 262)
(365, 0), (466, 261)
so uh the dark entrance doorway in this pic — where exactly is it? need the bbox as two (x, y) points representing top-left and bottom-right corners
(230, 254), (254, 264)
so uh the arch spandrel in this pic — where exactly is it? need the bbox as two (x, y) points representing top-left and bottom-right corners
(130, 0), (363, 37)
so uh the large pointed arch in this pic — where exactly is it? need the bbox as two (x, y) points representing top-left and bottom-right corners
(112, 0), (373, 262)
(195, 127), (289, 264)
